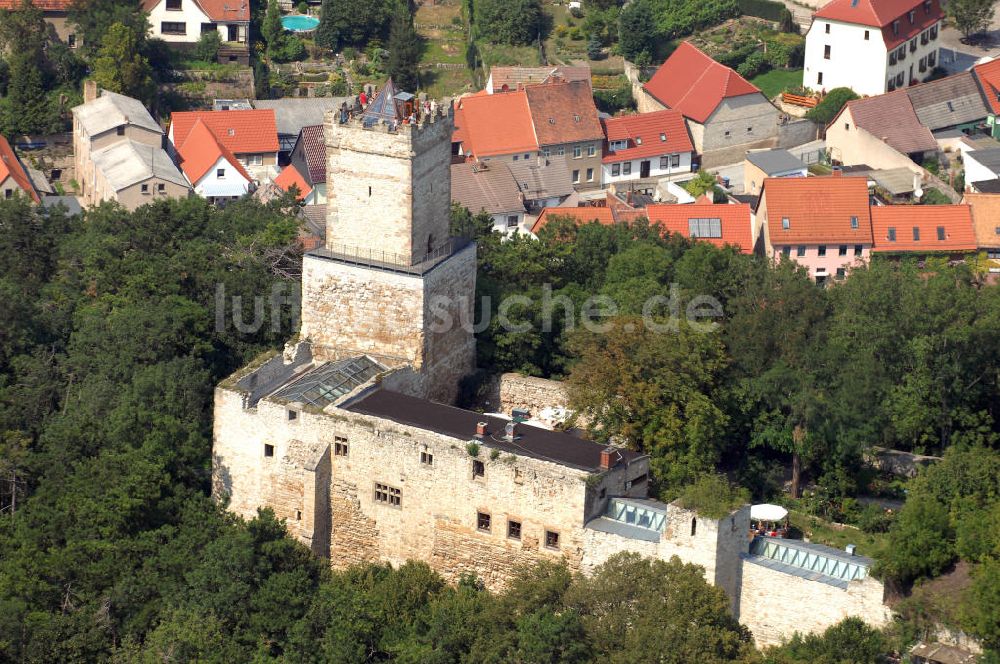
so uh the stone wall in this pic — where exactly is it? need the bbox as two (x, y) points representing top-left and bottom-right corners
(701, 95), (780, 155)
(738, 558), (890, 647)
(497, 373), (570, 416)
(324, 107), (454, 264)
(300, 254), (427, 367)
(213, 379), (649, 590)
(777, 118), (819, 150)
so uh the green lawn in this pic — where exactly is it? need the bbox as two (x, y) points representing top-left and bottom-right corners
(751, 68), (803, 98)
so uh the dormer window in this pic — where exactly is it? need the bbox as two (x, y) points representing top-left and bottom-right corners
(913, 227), (920, 241)
(893, 20), (900, 35)
(924, 0), (931, 12)
(782, 217), (790, 229)
(937, 226), (946, 240)
(909, 9), (915, 23)
(659, 132), (666, 141)
(888, 227), (897, 241)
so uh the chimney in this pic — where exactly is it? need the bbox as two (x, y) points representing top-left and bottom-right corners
(599, 447), (615, 470)
(831, 166), (842, 177)
(504, 421), (517, 441)
(845, 544), (857, 556)
(84, 79), (98, 103)
(476, 421), (488, 438)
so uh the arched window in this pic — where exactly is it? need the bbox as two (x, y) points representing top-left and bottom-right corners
(690, 517), (697, 537)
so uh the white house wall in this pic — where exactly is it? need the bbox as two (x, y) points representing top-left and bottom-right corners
(804, 20), (888, 95)
(146, 0), (210, 43)
(965, 154), (999, 186)
(194, 156), (251, 198)
(601, 151), (693, 185)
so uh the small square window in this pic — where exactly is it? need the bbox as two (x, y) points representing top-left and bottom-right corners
(851, 215), (858, 228)
(781, 217), (790, 229)
(818, 245), (827, 256)
(724, 130), (731, 138)
(660, 132), (666, 141)
(622, 162), (631, 175)
(67, 33), (76, 47)
(612, 163), (620, 176)
(116, 126), (125, 136)
(782, 246), (791, 257)
(295, 509), (302, 520)
(660, 156), (668, 169)
(287, 409), (298, 421)
(747, 126), (753, 134)
(545, 530), (560, 549)
(587, 145), (596, 157)
(513, 155), (519, 161)
(854, 244), (863, 256)
(864, 30), (869, 39)
(636, 137), (643, 145)
(573, 146), (582, 158)
(264, 443), (274, 457)
(420, 450), (434, 465)
(334, 435), (348, 457)
(141, 183), (149, 193)
(217, 168), (225, 178)
(797, 245), (806, 257)
(375, 482), (401, 507)
(572, 169), (580, 183)
(472, 459), (485, 478)
(586, 168), (593, 182)
(836, 268), (846, 279)
(157, 183), (165, 193)
(524, 153), (530, 160)
(477, 511), (491, 532)
(508, 519), (522, 539)
(839, 245), (848, 256)
(937, 226), (946, 240)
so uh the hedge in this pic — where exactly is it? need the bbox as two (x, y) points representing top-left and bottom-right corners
(738, 0), (788, 21)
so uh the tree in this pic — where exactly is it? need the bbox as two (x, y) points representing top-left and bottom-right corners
(564, 553), (755, 663)
(68, 0), (147, 57)
(806, 87), (859, 123)
(314, 0), (339, 49)
(92, 22), (155, 104)
(879, 493), (955, 585)
(2, 50), (51, 136)
(194, 29), (222, 63)
(618, 0), (656, 61)
(586, 33), (602, 59)
(314, 0), (393, 50)
(567, 316), (730, 493)
(262, 0), (283, 61)
(948, 0), (995, 39)
(475, 0), (547, 46)
(386, 1), (421, 92)
(767, 617), (887, 664)
(683, 170), (719, 198)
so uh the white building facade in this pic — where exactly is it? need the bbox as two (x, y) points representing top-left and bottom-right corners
(190, 155), (252, 204)
(602, 149), (693, 186)
(803, 0), (943, 97)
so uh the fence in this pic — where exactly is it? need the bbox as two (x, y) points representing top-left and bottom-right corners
(317, 237), (472, 275)
(781, 92), (818, 108)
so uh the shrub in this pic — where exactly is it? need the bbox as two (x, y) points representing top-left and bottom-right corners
(194, 30), (222, 63)
(466, 442), (480, 457)
(570, 6), (584, 18)
(587, 34), (603, 59)
(297, 1), (308, 12)
(737, 0), (787, 21)
(676, 474), (751, 519)
(736, 50), (769, 78)
(272, 35), (307, 62)
(805, 86), (858, 124)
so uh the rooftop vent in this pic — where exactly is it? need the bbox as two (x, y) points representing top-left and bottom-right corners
(845, 543), (857, 556)
(227, 128), (235, 136)
(504, 421), (518, 441)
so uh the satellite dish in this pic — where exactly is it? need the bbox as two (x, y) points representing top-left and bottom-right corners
(914, 187), (924, 200)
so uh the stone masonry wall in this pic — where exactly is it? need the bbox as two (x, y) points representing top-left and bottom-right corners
(498, 373), (571, 416)
(701, 96), (780, 154)
(300, 254), (426, 366)
(214, 381), (643, 590)
(420, 243), (477, 403)
(324, 108), (453, 264)
(739, 559), (891, 647)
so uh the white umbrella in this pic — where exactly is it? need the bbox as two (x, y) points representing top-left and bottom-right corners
(750, 504), (788, 522)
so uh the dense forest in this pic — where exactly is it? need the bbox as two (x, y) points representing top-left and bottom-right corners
(0, 198), (997, 659)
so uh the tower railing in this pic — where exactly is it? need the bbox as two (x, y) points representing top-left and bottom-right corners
(313, 236), (472, 275)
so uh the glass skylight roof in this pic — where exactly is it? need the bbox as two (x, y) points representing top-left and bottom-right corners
(270, 356), (383, 408)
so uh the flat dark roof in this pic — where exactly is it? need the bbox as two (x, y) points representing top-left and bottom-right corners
(344, 388), (644, 472)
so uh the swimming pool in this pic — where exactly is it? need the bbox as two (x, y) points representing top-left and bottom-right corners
(281, 15), (320, 31)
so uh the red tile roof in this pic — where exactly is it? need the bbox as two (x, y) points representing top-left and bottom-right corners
(645, 203), (754, 253)
(175, 118), (251, 184)
(170, 110), (279, 155)
(601, 110), (693, 163)
(530, 206), (615, 233)
(643, 42), (761, 124)
(453, 90), (538, 157)
(973, 58), (1000, 116)
(524, 80), (603, 146)
(274, 164), (312, 200)
(0, 0), (71, 10)
(870, 204), (977, 252)
(0, 135), (39, 203)
(835, 91), (938, 155)
(295, 125), (326, 185)
(813, 0), (943, 48)
(761, 176), (874, 244)
(141, 0), (249, 21)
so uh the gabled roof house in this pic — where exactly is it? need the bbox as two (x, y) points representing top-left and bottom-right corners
(641, 42), (779, 161)
(175, 118), (253, 204)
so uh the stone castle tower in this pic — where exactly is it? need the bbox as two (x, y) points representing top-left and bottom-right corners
(299, 82), (476, 403)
